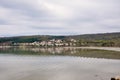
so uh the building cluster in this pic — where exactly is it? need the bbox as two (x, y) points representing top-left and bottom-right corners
(14, 39), (77, 47)
(0, 41), (13, 46)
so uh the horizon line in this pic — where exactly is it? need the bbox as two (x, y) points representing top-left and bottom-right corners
(0, 32), (120, 38)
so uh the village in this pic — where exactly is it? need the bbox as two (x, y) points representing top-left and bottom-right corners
(9, 39), (77, 47)
(15, 39), (77, 47)
(0, 38), (117, 47)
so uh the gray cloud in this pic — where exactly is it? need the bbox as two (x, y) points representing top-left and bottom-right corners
(0, 0), (120, 37)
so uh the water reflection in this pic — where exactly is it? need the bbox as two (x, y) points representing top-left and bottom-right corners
(0, 55), (120, 80)
(0, 47), (120, 80)
(0, 47), (120, 59)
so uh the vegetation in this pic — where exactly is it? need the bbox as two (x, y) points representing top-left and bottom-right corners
(0, 32), (120, 47)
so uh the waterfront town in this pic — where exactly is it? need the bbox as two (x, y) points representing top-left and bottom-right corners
(0, 38), (119, 47)
(0, 39), (77, 47)
(16, 39), (77, 47)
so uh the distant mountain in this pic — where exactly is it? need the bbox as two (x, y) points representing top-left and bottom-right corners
(0, 32), (120, 43)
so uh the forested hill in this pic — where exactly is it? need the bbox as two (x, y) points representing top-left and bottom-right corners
(0, 32), (120, 43)
(0, 35), (66, 43)
(68, 32), (120, 40)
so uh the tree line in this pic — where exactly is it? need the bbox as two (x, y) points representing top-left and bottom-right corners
(0, 32), (120, 47)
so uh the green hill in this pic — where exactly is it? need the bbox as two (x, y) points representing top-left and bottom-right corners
(0, 35), (66, 43)
(0, 32), (120, 47)
(67, 32), (120, 40)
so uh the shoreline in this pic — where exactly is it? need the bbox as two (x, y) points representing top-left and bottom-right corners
(0, 46), (120, 52)
(64, 47), (120, 52)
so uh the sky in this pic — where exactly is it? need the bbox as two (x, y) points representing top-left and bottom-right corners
(0, 0), (120, 37)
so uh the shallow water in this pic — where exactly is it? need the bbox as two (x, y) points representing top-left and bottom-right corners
(0, 54), (120, 80)
(0, 47), (120, 80)
(0, 47), (120, 59)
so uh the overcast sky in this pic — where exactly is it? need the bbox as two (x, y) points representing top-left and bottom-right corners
(0, 0), (120, 37)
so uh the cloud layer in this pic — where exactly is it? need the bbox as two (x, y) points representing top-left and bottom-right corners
(0, 0), (120, 36)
